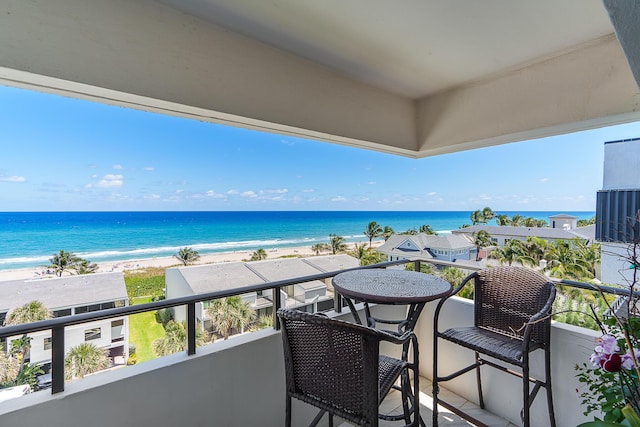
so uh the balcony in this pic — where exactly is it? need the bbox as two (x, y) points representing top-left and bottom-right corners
(0, 262), (601, 426)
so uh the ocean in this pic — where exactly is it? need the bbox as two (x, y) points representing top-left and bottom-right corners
(0, 211), (594, 271)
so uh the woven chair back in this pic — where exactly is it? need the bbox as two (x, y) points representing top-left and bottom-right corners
(279, 310), (381, 425)
(474, 266), (553, 345)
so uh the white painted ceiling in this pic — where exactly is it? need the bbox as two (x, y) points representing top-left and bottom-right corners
(158, 0), (615, 98)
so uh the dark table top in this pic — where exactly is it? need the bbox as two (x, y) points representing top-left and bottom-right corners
(332, 268), (452, 305)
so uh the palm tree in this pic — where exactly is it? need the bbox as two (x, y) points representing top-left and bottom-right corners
(495, 214), (510, 226)
(382, 226), (394, 241)
(48, 250), (82, 277)
(438, 267), (466, 288)
(329, 234), (347, 254)
(73, 259), (99, 275)
(174, 247), (200, 266)
(544, 239), (592, 280)
(311, 243), (329, 255)
(3, 301), (52, 326)
(472, 230), (492, 261)
(522, 236), (549, 266)
(206, 296), (256, 340)
(64, 343), (110, 380)
(350, 242), (368, 260)
(152, 320), (207, 356)
(577, 216), (597, 227)
(363, 221), (382, 248)
(490, 240), (534, 266)
(576, 241), (601, 277)
(250, 248), (267, 261)
(481, 207), (495, 223)
(470, 209), (484, 225)
(0, 352), (20, 385)
(510, 214), (525, 227)
(419, 224), (437, 235)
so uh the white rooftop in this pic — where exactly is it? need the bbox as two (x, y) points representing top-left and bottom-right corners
(0, 272), (127, 313)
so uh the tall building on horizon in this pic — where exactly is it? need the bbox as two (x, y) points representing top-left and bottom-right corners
(596, 137), (640, 286)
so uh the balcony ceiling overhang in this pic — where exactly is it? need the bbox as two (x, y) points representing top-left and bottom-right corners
(1, 0), (640, 158)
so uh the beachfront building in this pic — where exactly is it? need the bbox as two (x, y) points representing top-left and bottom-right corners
(549, 214), (579, 230)
(2, 1), (640, 426)
(451, 222), (595, 248)
(596, 138), (640, 287)
(166, 254), (359, 329)
(377, 233), (477, 264)
(0, 272), (129, 373)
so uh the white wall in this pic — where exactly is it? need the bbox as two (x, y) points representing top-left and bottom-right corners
(603, 139), (640, 190)
(8, 318), (127, 366)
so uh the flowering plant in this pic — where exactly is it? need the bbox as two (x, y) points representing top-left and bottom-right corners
(576, 235), (640, 426)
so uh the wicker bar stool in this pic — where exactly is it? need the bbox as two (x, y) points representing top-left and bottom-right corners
(432, 266), (556, 427)
(277, 308), (420, 427)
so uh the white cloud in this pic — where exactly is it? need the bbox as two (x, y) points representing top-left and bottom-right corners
(241, 191), (257, 198)
(259, 188), (288, 195)
(143, 167), (155, 171)
(539, 177), (550, 182)
(368, 181), (376, 185)
(0, 176), (25, 183)
(96, 174), (124, 188)
(112, 164), (124, 170)
(331, 196), (348, 202)
(226, 189), (239, 195)
(427, 191), (437, 196)
(206, 190), (226, 199)
(303, 189), (315, 193)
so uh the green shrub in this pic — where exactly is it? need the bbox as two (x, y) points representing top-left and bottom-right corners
(126, 354), (137, 365)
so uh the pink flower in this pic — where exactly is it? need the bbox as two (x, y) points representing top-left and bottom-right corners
(621, 348), (640, 370)
(595, 334), (620, 354)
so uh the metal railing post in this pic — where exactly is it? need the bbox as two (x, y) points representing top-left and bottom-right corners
(187, 302), (196, 355)
(51, 325), (65, 394)
(273, 286), (281, 330)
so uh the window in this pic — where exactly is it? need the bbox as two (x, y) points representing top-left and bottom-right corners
(53, 309), (72, 318)
(101, 302), (115, 310)
(87, 304), (101, 312)
(84, 328), (101, 341)
(44, 337), (52, 351)
(75, 306), (88, 314)
(111, 319), (124, 327)
(114, 299), (126, 308)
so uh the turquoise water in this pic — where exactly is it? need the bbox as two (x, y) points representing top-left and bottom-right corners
(0, 211), (594, 270)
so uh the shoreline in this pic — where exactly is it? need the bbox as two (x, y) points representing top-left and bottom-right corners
(0, 241), (385, 282)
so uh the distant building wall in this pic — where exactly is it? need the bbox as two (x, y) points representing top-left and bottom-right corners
(596, 138), (640, 286)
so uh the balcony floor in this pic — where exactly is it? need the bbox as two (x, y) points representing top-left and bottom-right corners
(339, 376), (517, 427)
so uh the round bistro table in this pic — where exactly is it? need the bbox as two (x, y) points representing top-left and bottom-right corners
(332, 268), (452, 333)
(332, 268), (452, 427)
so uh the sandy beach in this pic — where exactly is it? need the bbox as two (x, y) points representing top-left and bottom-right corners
(0, 241), (385, 282)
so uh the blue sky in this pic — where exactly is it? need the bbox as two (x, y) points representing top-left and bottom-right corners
(1, 84), (638, 212)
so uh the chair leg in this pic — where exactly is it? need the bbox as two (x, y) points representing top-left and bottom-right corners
(432, 338), (440, 427)
(545, 347), (557, 427)
(286, 395), (292, 427)
(522, 361), (530, 427)
(475, 352), (484, 409)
